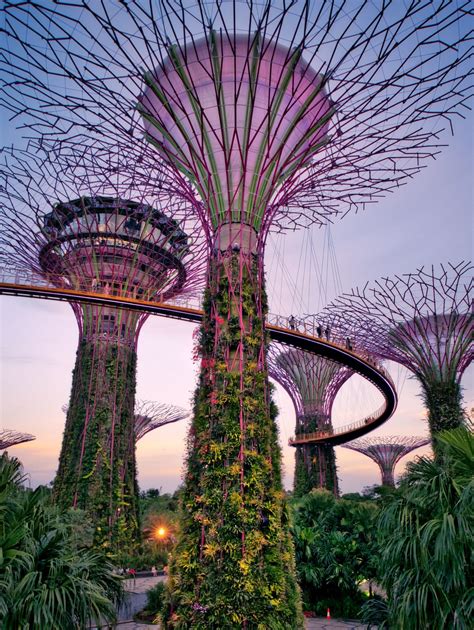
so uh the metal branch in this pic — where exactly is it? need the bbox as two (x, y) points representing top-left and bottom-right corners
(342, 435), (430, 486)
(0, 1), (472, 234)
(134, 400), (190, 440)
(0, 428), (36, 450)
(316, 262), (473, 384)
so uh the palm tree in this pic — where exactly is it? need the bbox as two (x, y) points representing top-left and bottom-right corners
(0, 453), (123, 629)
(291, 489), (379, 618)
(376, 428), (473, 629)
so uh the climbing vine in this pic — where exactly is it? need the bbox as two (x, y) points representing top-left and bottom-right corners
(162, 250), (303, 629)
(53, 335), (140, 552)
(293, 414), (339, 497)
(421, 378), (465, 453)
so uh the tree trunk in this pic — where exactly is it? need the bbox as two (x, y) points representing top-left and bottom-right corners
(164, 249), (303, 628)
(53, 306), (140, 551)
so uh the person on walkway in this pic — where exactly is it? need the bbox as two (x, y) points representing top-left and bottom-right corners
(325, 326), (330, 341)
(289, 315), (296, 330)
(151, 565), (157, 577)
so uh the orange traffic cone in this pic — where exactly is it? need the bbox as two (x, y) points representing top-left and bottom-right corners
(326, 607), (331, 619)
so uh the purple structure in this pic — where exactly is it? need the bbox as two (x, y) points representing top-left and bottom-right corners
(268, 343), (351, 495)
(0, 145), (205, 549)
(1, 1), (472, 625)
(320, 262), (473, 450)
(0, 429), (35, 450)
(134, 400), (189, 441)
(63, 400), (189, 441)
(342, 436), (430, 487)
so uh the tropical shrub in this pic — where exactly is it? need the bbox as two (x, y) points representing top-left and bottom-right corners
(291, 489), (379, 618)
(0, 453), (123, 629)
(375, 427), (474, 629)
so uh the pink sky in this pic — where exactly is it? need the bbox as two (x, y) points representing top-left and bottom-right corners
(1, 112), (472, 493)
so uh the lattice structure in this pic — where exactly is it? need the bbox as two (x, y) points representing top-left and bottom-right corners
(0, 144), (206, 550)
(342, 436), (430, 487)
(134, 400), (189, 441)
(1, 2), (472, 626)
(0, 429), (35, 450)
(63, 400), (189, 441)
(319, 262), (473, 450)
(268, 344), (351, 495)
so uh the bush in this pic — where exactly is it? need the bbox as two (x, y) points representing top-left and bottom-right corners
(146, 581), (166, 616)
(376, 428), (473, 629)
(290, 489), (379, 619)
(309, 594), (367, 619)
(0, 453), (123, 629)
(361, 595), (389, 628)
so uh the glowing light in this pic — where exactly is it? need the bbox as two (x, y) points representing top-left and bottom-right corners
(155, 526), (167, 540)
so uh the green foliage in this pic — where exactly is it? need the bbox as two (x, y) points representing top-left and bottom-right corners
(291, 489), (378, 618)
(0, 453), (123, 629)
(422, 378), (464, 445)
(376, 427), (474, 629)
(293, 413), (339, 496)
(294, 443), (339, 497)
(62, 507), (95, 550)
(140, 488), (180, 516)
(360, 595), (389, 628)
(146, 581), (166, 616)
(53, 339), (140, 552)
(112, 489), (181, 570)
(162, 252), (303, 628)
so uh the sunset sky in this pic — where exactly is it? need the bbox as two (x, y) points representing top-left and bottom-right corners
(0, 1), (472, 496)
(1, 110), (472, 495)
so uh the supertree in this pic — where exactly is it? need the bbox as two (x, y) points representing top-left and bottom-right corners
(0, 429), (35, 450)
(1, 1), (472, 626)
(0, 143), (205, 550)
(319, 262), (473, 454)
(62, 400), (189, 441)
(134, 400), (190, 441)
(268, 343), (351, 496)
(342, 436), (430, 487)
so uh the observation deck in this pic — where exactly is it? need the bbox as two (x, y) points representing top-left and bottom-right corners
(0, 267), (397, 444)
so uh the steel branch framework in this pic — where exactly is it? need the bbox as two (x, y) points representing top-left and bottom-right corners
(63, 400), (190, 441)
(1, 1), (472, 227)
(318, 262), (473, 444)
(342, 435), (430, 487)
(268, 343), (351, 495)
(134, 400), (189, 440)
(0, 144), (207, 550)
(0, 429), (36, 450)
(1, 1), (472, 625)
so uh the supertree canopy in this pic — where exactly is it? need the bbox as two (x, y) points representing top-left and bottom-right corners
(0, 144), (205, 550)
(342, 436), (430, 487)
(268, 343), (351, 496)
(63, 400), (189, 442)
(134, 400), (190, 441)
(0, 429), (36, 450)
(320, 262), (473, 452)
(1, 1), (473, 626)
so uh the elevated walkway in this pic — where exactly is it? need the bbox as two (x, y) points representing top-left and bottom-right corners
(0, 268), (397, 444)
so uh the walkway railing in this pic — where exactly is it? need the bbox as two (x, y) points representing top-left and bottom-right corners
(0, 267), (397, 444)
(288, 401), (388, 445)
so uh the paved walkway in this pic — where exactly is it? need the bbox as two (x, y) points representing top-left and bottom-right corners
(116, 620), (369, 629)
(124, 575), (165, 594)
(117, 577), (370, 628)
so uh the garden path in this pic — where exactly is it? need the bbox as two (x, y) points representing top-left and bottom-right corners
(119, 577), (371, 629)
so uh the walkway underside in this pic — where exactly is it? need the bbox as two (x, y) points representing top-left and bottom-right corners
(0, 277), (397, 444)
